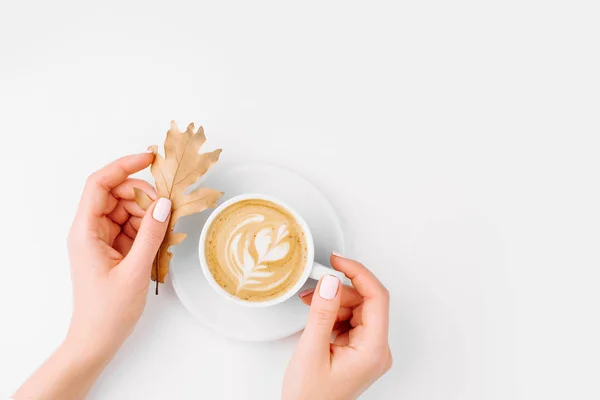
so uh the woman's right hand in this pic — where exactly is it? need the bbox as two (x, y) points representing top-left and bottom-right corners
(282, 253), (392, 400)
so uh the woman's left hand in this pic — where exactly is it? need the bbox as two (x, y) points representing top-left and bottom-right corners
(14, 152), (171, 400)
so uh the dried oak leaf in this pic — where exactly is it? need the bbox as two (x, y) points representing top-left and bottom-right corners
(135, 121), (223, 294)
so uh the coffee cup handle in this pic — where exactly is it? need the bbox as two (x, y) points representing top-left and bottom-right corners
(310, 262), (350, 285)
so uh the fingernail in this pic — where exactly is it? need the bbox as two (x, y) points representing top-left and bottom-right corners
(144, 149), (154, 154)
(153, 198), (172, 222)
(332, 251), (345, 258)
(319, 275), (339, 300)
(298, 288), (315, 297)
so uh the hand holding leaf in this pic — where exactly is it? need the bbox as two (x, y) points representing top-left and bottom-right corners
(135, 121), (223, 293)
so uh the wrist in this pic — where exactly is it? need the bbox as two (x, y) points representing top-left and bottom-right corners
(60, 333), (116, 375)
(12, 337), (112, 400)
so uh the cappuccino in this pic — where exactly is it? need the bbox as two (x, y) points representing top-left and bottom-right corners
(204, 199), (307, 302)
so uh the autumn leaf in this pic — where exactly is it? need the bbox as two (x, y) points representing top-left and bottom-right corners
(135, 121), (223, 294)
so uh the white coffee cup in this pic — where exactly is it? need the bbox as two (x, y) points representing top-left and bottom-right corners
(198, 193), (347, 307)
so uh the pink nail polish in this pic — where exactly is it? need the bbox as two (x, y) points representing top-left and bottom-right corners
(331, 251), (345, 258)
(319, 275), (339, 300)
(298, 288), (315, 297)
(153, 198), (172, 222)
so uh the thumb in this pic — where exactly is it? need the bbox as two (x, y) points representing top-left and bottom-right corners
(298, 275), (341, 360)
(125, 197), (171, 269)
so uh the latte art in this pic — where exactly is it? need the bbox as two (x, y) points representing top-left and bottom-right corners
(205, 199), (307, 302)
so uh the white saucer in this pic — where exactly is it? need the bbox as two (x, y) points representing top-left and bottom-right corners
(170, 162), (346, 342)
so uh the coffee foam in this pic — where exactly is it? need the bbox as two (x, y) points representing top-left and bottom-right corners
(204, 199), (307, 302)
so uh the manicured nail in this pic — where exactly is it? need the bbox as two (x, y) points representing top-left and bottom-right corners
(319, 275), (339, 300)
(144, 148), (154, 154)
(153, 198), (172, 222)
(298, 288), (315, 297)
(332, 251), (345, 258)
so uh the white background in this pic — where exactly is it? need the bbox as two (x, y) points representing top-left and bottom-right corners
(1, 1), (599, 399)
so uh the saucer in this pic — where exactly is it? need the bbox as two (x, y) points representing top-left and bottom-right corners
(170, 162), (346, 342)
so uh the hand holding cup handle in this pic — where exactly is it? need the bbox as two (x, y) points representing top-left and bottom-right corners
(282, 253), (392, 400)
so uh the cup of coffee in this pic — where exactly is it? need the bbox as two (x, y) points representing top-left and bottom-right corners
(198, 193), (347, 307)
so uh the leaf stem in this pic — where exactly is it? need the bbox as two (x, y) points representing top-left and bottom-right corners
(155, 257), (160, 295)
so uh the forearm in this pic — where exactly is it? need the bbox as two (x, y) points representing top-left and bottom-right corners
(12, 339), (111, 400)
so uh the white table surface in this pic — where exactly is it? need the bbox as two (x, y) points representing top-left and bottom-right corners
(1, 1), (599, 399)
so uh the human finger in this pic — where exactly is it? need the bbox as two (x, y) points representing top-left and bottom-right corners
(111, 179), (157, 201)
(332, 321), (352, 338)
(124, 198), (171, 279)
(332, 329), (351, 347)
(350, 304), (363, 327)
(79, 153), (154, 218)
(107, 200), (146, 226)
(113, 232), (134, 256)
(330, 254), (390, 342)
(298, 285), (363, 308)
(299, 289), (354, 323)
(121, 217), (142, 240)
(297, 275), (341, 362)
